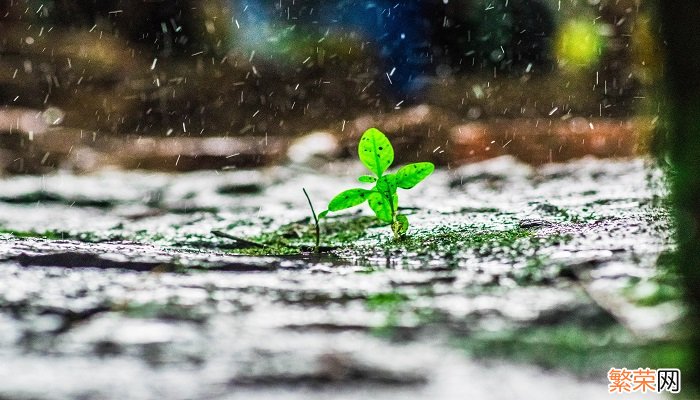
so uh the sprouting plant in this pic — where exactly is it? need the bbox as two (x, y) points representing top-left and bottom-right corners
(302, 187), (321, 252)
(318, 128), (434, 240)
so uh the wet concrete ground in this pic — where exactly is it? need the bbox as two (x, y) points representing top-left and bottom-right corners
(0, 156), (678, 399)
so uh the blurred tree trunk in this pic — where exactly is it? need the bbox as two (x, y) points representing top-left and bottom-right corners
(656, 0), (700, 390)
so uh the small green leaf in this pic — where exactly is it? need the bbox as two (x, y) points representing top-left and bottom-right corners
(393, 214), (409, 236)
(375, 174), (397, 194)
(368, 192), (393, 222)
(358, 128), (394, 176)
(358, 175), (377, 183)
(318, 210), (329, 219)
(327, 188), (372, 211)
(396, 162), (435, 189)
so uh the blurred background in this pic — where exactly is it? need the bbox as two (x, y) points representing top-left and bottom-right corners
(0, 0), (658, 173)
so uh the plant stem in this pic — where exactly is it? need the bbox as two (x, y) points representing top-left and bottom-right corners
(387, 196), (400, 240)
(302, 188), (320, 253)
(377, 172), (400, 240)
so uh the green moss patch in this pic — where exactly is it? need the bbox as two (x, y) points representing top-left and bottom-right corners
(456, 323), (691, 377)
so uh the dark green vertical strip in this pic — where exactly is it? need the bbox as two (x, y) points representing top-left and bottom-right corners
(656, 1), (700, 392)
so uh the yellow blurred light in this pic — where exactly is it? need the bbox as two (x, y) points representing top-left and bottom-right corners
(555, 19), (603, 69)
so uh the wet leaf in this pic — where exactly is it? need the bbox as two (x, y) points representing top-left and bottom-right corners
(375, 174), (397, 196)
(327, 188), (373, 211)
(394, 214), (409, 236)
(368, 191), (393, 222)
(358, 128), (393, 176)
(358, 175), (377, 183)
(396, 162), (435, 189)
(318, 210), (329, 219)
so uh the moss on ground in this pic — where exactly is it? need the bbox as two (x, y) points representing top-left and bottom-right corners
(456, 323), (691, 377)
(365, 291), (410, 310)
(210, 213), (575, 263)
(0, 212), (570, 266)
(233, 216), (383, 255)
(0, 228), (65, 240)
(378, 226), (533, 255)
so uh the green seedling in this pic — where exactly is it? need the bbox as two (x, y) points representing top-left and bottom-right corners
(318, 128), (434, 240)
(302, 188), (321, 252)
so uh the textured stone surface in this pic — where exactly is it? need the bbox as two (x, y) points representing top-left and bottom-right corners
(0, 157), (676, 399)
